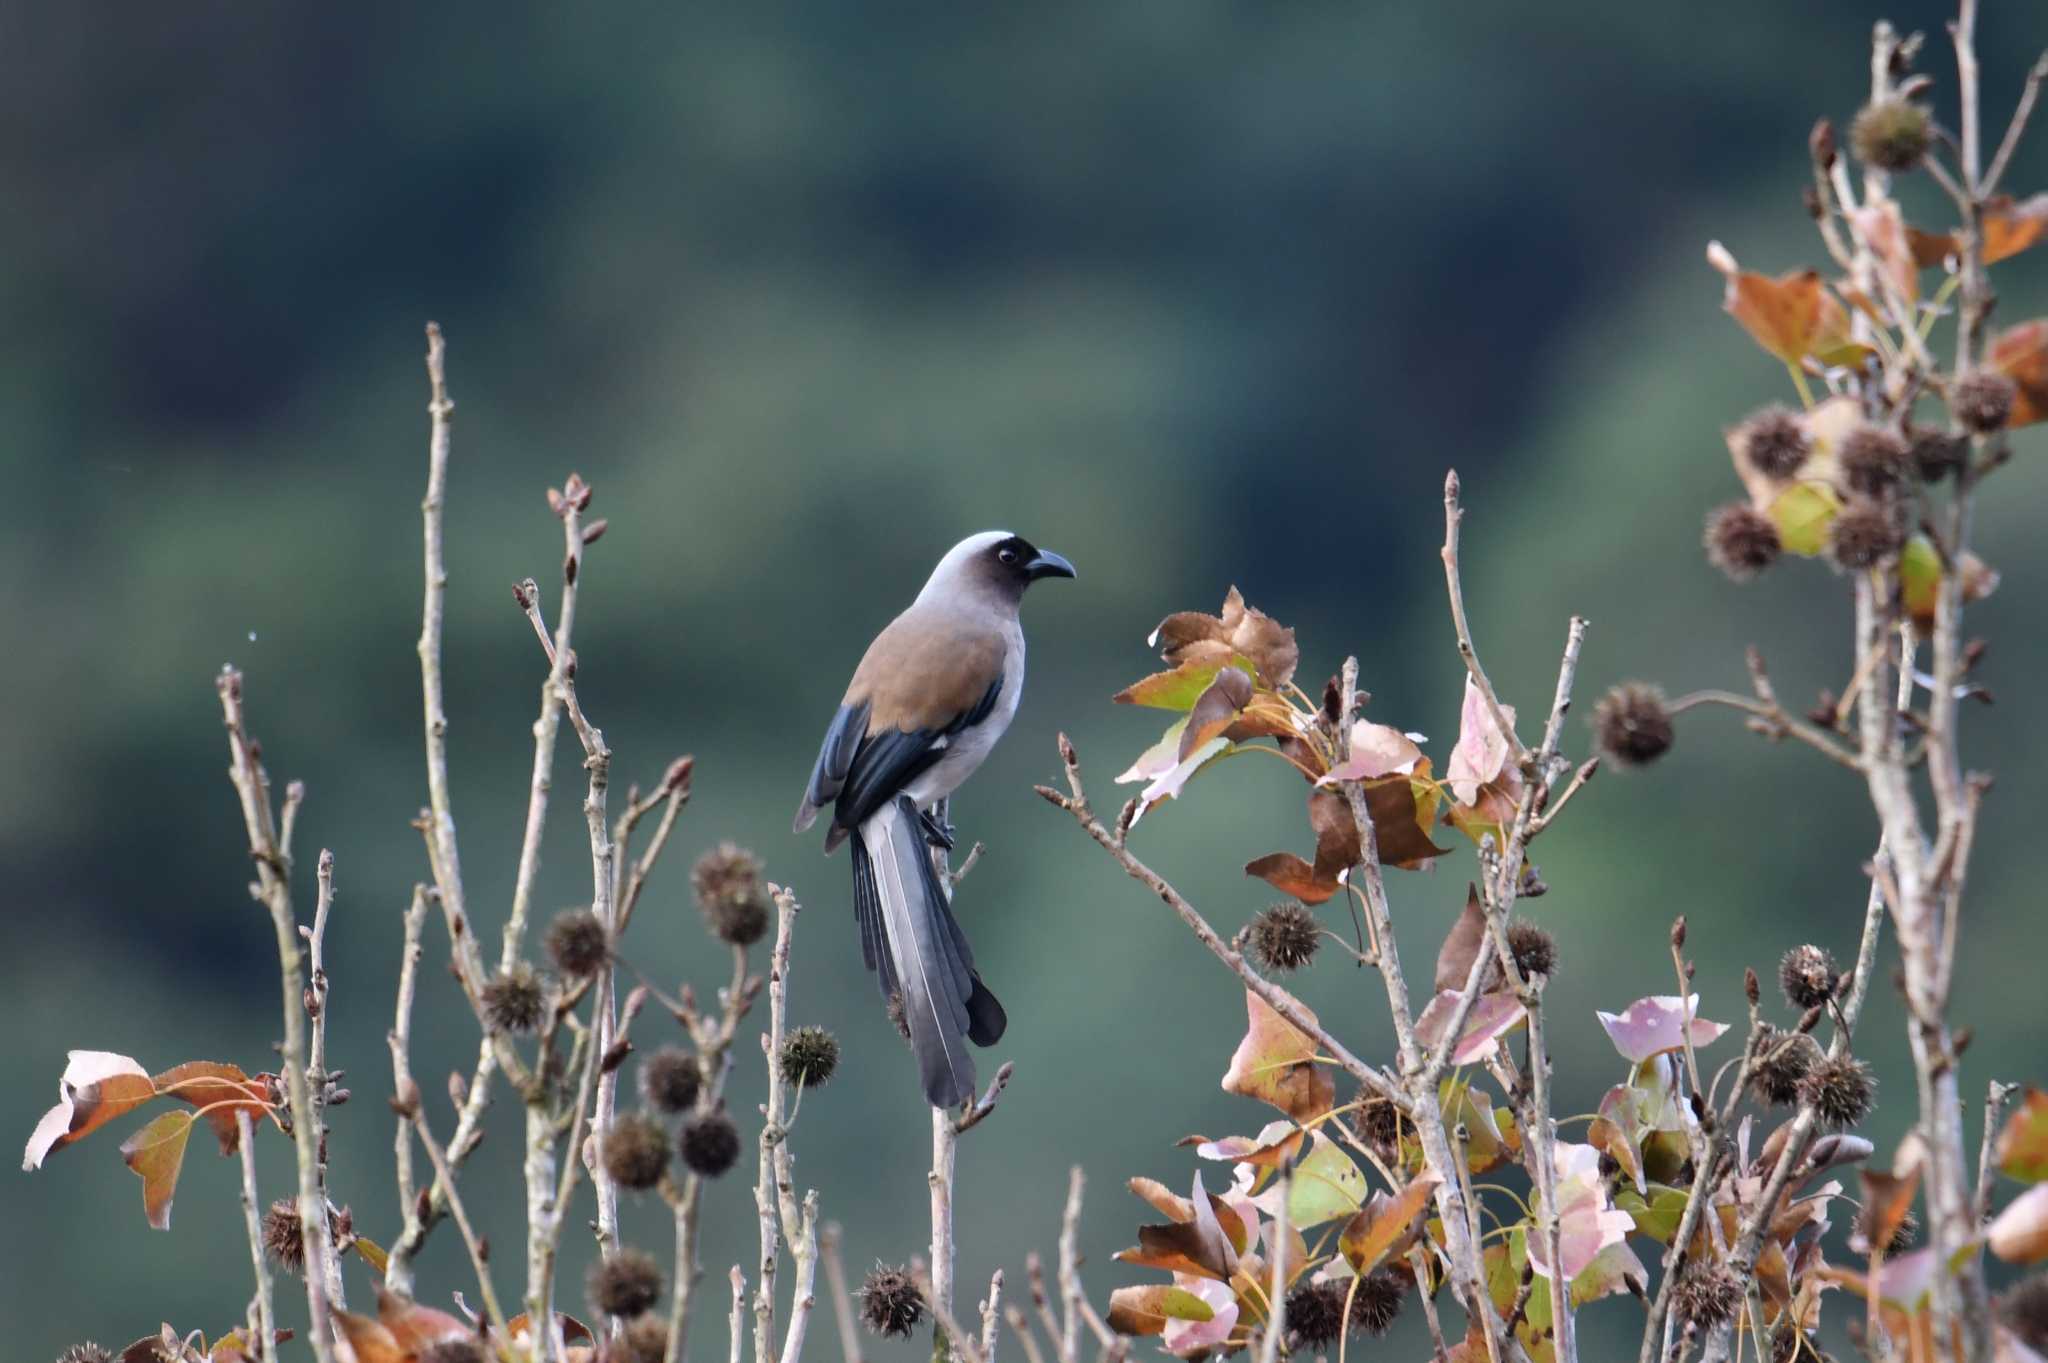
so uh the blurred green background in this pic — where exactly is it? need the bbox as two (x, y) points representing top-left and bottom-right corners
(6, 2), (2046, 1358)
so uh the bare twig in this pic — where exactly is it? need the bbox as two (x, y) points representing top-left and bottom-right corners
(1986, 51), (2048, 195)
(729, 1267), (748, 1363)
(384, 885), (433, 1296)
(1441, 470), (1530, 767)
(820, 1224), (866, 1363)
(956, 1063), (1016, 1134)
(980, 1270), (1005, 1363)
(235, 1110), (275, 1363)
(913, 1261), (990, 1363)
(1057, 1169), (1088, 1363)
(404, 1087), (510, 1338)
(669, 946), (761, 1363)
(417, 321), (468, 953)
(215, 669), (337, 1363)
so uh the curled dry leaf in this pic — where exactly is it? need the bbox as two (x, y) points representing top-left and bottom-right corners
(22, 1050), (154, 1170)
(120, 1110), (196, 1230)
(1116, 1171), (1241, 1280)
(376, 1287), (471, 1350)
(1414, 989), (1527, 1066)
(1434, 885), (1489, 994)
(1910, 194), (2048, 267)
(1853, 1165), (1923, 1255)
(1150, 587), (1299, 691)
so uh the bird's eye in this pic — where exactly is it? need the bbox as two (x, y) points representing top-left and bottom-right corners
(998, 547), (1019, 565)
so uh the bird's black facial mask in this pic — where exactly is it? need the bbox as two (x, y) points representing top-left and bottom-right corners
(988, 535), (1076, 585)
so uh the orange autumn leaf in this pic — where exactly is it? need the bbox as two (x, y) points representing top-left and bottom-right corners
(1707, 242), (1870, 368)
(152, 1061), (273, 1155)
(22, 1050), (156, 1169)
(1911, 195), (2048, 267)
(1991, 319), (2048, 426)
(1221, 987), (1334, 1123)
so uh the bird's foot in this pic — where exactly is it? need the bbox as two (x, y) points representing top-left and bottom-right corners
(918, 809), (957, 851)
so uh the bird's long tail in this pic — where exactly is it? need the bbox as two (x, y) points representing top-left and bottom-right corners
(852, 795), (1007, 1108)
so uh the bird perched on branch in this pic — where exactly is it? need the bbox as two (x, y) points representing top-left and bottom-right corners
(795, 531), (1075, 1108)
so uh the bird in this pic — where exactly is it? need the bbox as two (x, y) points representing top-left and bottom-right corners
(795, 531), (1075, 1108)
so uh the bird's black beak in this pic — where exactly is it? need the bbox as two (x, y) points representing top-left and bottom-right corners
(1025, 549), (1077, 582)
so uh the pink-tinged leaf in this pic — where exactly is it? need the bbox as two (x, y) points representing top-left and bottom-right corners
(1221, 988), (1334, 1123)
(1992, 1184), (2048, 1263)
(1415, 989), (1527, 1066)
(1339, 1173), (1441, 1275)
(1150, 588), (1299, 691)
(1998, 1088), (2048, 1184)
(1445, 676), (1519, 805)
(1134, 736), (1230, 820)
(1116, 717), (1190, 784)
(1190, 1119), (1305, 1172)
(1527, 1143), (1635, 1281)
(1161, 1276), (1238, 1355)
(1870, 1244), (1942, 1307)
(1321, 722), (1425, 784)
(1106, 1284), (1216, 1337)
(119, 1109), (196, 1230)
(23, 1050), (155, 1170)
(1595, 995), (1729, 1065)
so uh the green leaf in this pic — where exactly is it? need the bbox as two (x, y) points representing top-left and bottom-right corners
(1614, 1184), (1689, 1244)
(1114, 657), (1253, 710)
(1106, 1285), (1216, 1336)
(1767, 481), (1840, 557)
(1256, 1130), (1367, 1228)
(120, 1109), (196, 1230)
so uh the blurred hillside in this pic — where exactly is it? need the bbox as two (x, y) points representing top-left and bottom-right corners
(4, 3), (2046, 1358)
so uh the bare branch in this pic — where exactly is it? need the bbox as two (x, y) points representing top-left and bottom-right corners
(1441, 470), (1529, 766)
(820, 1223), (866, 1363)
(403, 1085), (510, 1338)
(235, 1110), (276, 1363)
(1986, 50), (2048, 195)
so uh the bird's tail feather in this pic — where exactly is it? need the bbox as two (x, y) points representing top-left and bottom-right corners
(854, 796), (1005, 1108)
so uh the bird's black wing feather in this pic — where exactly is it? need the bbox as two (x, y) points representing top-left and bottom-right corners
(794, 699), (871, 833)
(828, 675), (1003, 836)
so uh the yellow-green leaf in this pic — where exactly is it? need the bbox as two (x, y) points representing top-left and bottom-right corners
(1767, 481), (1840, 557)
(119, 1109), (196, 1230)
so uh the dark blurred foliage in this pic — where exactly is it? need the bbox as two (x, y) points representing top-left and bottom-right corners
(4, 3), (2046, 1358)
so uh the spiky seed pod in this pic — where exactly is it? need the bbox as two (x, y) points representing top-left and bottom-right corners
(859, 1265), (926, 1338)
(692, 842), (771, 946)
(1506, 920), (1558, 979)
(1882, 1209), (1919, 1255)
(1827, 500), (1904, 571)
(1837, 426), (1910, 498)
(680, 1111), (742, 1177)
(56, 1346), (113, 1363)
(1799, 1055), (1876, 1129)
(884, 991), (912, 1042)
(1249, 901), (1321, 972)
(545, 908), (611, 978)
(1779, 944), (1838, 1010)
(1851, 99), (1932, 171)
(1286, 1281), (1348, 1348)
(1953, 370), (2017, 433)
(779, 1025), (841, 1088)
(590, 1246), (664, 1318)
(1593, 683), (1675, 768)
(2001, 1272), (2048, 1350)
(1704, 502), (1782, 582)
(481, 964), (546, 1034)
(1352, 1092), (1403, 1158)
(1737, 406), (1812, 480)
(609, 1315), (671, 1363)
(263, 1198), (306, 1274)
(1909, 425), (1969, 482)
(640, 1046), (703, 1114)
(1348, 1269), (1407, 1335)
(421, 1340), (487, 1363)
(1674, 1264), (1743, 1328)
(603, 1113), (672, 1191)
(1749, 1026), (1823, 1107)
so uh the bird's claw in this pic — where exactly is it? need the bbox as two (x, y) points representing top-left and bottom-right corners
(918, 809), (957, 851)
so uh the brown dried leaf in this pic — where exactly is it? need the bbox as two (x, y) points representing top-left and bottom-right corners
(1105, 1284), (1216, 1337)
(1435, 885), (1490, 994)
(377, 1286), (471, 1349)
(1998, 1088), (2048, 1184)
(1855, 1166), (1923, 1255)
(1854, 198), (1919, 303)
(1150, 588), (1299, 691)
(331, 1311), (408, 1363)
(119, 1110), (196, 1231)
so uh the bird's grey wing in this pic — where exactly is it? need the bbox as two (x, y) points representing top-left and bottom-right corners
(793, 699), (871, 833)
